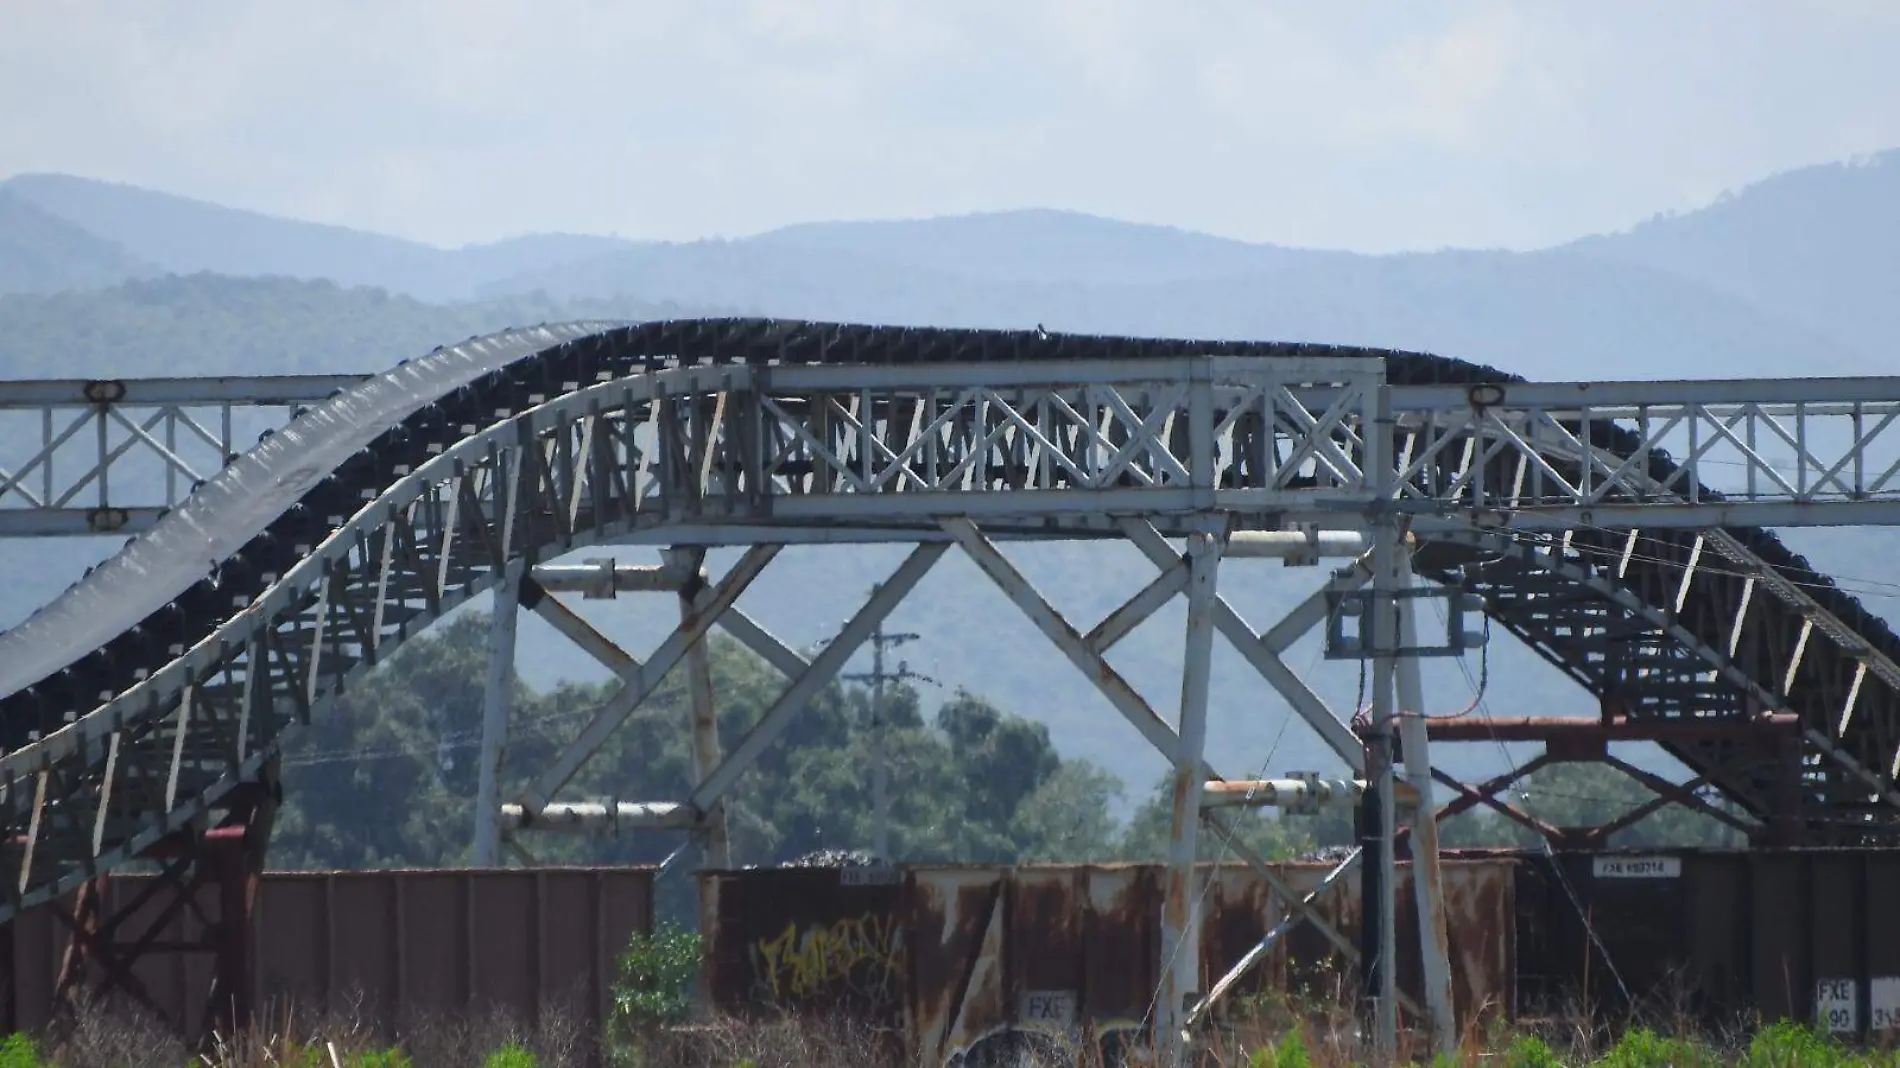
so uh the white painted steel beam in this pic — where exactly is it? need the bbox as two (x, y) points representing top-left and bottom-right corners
(945, 518), (1191, 766)
(1395, 547), (1458, 1055)
(518, 544), (781, 814)
(1158, 523), (1220, 1064)
(471, 559), (523, 867)
(688, 544), (946, 812)
(1119, 519), (1367, 772)
(667, 547), (730, 870)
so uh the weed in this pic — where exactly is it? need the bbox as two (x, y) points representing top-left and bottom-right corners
(1501, 1033), (1564, 1068)
(0, 1034), (49, 1068)
(1248, 1029), (1313, 1068)
(482, 1041), (542, 1068)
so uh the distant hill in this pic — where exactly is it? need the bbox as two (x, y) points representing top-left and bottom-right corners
(0, 174), (645, 301)
(748, 208), (1351, 286)
(7, 155), (1896, 373)
(0, 191), (156, 295)
(1567, 149), (1900, 359)
(0, 272), (728, 378)
(481, 240), (1874, 381)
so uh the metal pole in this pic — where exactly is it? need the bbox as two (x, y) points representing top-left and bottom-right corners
(1363, 381), (1401, 1063)
(472, 559), (523, 867)
(1396, 546), (1457, 1053)
(665, 548), (730, 870)
(1158, 523), (1221, 1064)
(870, 621), (890, 860)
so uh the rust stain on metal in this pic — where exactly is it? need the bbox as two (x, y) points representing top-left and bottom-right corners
(701, 859), (1515, 1065)
(6, 867), (655, 1053)
(907, 867), (1005, 1068)
(700, 868), (906, 1030)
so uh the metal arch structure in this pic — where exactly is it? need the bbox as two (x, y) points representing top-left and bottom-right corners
(2, 318), (1900, 1056)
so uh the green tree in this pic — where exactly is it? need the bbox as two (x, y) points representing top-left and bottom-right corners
(1435, 761), (1747, 849)
(268, 617), (1136, 922)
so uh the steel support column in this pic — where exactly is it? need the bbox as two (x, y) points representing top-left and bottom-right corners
(1158, 523), (1222, 1063)
(472, 559), (523, 867)
(1363, 391), (1401, 1063)
(665, 547), (729, 869)
(1395, 546), (1456, 1052)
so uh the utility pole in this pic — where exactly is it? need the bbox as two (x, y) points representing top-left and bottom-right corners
(841, 606), (929, 861)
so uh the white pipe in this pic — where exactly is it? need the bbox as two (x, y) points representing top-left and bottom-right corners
(499, 801), (696, 834)
(530, 560), (687, 597)
(1225, 530), (1368, 560)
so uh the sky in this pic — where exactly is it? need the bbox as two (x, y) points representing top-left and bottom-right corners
(3, 1), (1899, 253)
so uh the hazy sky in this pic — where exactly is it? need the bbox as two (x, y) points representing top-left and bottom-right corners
(5, 1), (1898, 252)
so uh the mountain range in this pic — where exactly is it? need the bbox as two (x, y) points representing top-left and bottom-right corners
(0, 152), (1896, 810)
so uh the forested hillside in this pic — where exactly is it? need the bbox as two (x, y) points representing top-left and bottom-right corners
(0, 273), (733, 377)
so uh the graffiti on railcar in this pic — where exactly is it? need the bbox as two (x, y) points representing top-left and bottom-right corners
(750, 910), (905, 1008)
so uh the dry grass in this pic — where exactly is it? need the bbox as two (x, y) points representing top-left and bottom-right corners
(13, 989), (1895, 1068)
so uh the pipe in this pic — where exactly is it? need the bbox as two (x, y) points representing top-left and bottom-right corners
(1225, 530), (1368, 560)
(1201, 777), (1420, 809)
(529, 560), (688, 597)
(1424, 714), (1800, 743)
(498, 801), (696, 834)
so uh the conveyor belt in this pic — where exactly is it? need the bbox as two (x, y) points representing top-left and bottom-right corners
(1, 318), (1895, 920)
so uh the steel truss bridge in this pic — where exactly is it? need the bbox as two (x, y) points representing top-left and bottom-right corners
(3, 318), (1900, 1054)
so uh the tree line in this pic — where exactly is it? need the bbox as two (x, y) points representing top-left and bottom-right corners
(269, 611), (1741, 917)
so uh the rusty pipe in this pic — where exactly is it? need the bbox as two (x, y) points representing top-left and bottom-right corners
(1423, 714), (1799, 743)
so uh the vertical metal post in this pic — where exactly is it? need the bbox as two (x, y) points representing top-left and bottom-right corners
(472, 559), (523, 867)
(1396, 546), (1457, 1052)
(869, 623), (890, 860)
(1361, 379), (1400, 1064)
(666, 548), (730, 870)
(1158, 522), (1222, 1064)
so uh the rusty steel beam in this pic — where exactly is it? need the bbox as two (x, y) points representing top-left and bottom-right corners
(1185, 847), (1363, 1031)
(1429, 765), (1566, 842)
(1423, 714), (1801, 743)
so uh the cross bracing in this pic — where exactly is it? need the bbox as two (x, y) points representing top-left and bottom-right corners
(2, 316), (1900, 934)
(0, 374), (370, 536)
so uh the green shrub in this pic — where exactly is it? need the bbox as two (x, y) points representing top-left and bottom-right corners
(1595, 1027), (1718, 1068)
(483, 1041), (542, 1068)
(0, 1034), (48, 1068)
(1248, 1030), (1312, 1068)
(610, 921), (703, 1035)
(1504, 1033), (1563, 1068)
(349, 1048), (413, 1068)
(1739, 1021), (1854, 1068)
